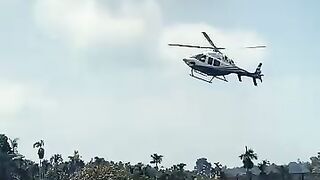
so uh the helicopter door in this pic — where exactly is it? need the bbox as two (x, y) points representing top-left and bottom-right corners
(208, 57), (213, 65)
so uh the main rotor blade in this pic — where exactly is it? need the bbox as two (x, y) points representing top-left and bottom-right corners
(168, 44), (226, 50)
(168, 43), (214, 49)
(202, 32), (218, 49)
(245, 45), (267, 49)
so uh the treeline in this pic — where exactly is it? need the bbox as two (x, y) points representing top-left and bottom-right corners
(1, 134), (320, 180)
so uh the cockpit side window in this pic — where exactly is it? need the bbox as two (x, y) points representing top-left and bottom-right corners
(192, 54), (203, 59)
(199, 55), (206, 62)
(192, 54), (207, 62)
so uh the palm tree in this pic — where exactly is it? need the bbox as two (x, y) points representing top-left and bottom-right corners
(239, 146), (258, 180)
(33, 140), (45, 179)
(33, 140), (45, 160)
(8, 138), (25, 171)
(150, 153), (163, 170)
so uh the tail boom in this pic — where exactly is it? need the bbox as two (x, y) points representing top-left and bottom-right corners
(236, 63), (263, 86)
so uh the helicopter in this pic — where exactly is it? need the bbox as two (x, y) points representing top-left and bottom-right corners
(168, 32), (266, 86)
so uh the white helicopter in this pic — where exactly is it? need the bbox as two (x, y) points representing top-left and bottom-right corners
(169, 32), (266, 86)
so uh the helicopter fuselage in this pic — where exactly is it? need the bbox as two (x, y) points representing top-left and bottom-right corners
(183, 51), (246, 76)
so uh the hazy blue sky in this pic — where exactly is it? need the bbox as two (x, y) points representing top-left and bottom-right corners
(1, 0), (320, 169)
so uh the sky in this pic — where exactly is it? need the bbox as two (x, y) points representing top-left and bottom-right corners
(1, 0), (320, 169)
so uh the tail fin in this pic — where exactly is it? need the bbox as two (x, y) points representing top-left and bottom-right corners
(255, 63), (262, 74)
(252, 63), (263, 86)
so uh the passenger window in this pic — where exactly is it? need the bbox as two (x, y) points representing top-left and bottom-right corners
(213, 60), (220, 66)
(208, 57), (213, 65)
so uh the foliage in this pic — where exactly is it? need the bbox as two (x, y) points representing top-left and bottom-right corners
(239, 146), (258, 172)
(159, 163), (190, 180)
(150, 153), (163, 169)
(33, 140), (45, 160)
(70, 163), (130, 180)
(258, 160), (270, 175)
(0, 134), (30, 180)
(67, 150), (85, 174)
(0, 134), (12, 154)
(194, 158), (212, 177)
(50, 154), (63, 166)
(310, 152), (320, 174)
(239, 146), (258, 180)
(3, 133), (320, 180)
(9, 138), (19, 154)
(176, 163), (186, 172)
(212, 162), (226, 179)
(276, 165), (290, 180)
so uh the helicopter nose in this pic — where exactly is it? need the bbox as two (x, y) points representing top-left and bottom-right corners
(183, 58), (193, 63)
(183, 58), (195, 66)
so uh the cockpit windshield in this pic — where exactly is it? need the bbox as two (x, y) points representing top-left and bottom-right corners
(191, 54), (204, 60)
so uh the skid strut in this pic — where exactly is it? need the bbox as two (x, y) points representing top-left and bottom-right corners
(189, 69), (228, 83)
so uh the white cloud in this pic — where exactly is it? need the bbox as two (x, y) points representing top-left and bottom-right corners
(33, 0), (162, 48)
(0, 80), (57, 118)
(159, 23), (268, 70)
(0, 81), (25, 116)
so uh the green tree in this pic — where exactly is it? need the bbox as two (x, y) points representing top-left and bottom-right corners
(0, 134), (11, 154)
(9, 138), (19, 155)
(258, 160), (270, 175)
(50, 154), (63, 167)
(47, 154), (69, 180)
(165, 163), (188, 180)
(92, 156), (106, 165)
(239, 146), (258, 180)
(150, 153), (163, 170)
(195, 158), (212, 177)
(70, 162), (131, 180)
(276, 165), (289, 180)
(33, 140), (45, 160)
(68, 150), (85, 174)
(0, 135), (30, 180)
(33, 140), (45, 179)
(310, 152), (320, 174)
(177, 163), (186, 172)
(41, 159), (52, 174)
(212, 162), (226, 179)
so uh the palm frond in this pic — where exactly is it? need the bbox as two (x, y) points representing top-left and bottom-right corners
(40, 140), (44, 146)
(33, 142), (41, 148)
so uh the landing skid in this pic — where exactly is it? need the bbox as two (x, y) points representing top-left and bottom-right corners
(190, 69), (228, 83)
